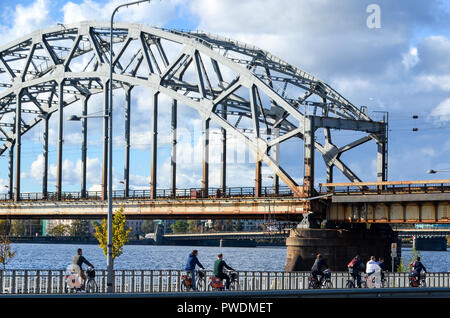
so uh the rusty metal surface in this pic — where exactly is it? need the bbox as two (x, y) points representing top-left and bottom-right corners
(0, 197), (307, 220)
(328, 201), (450, 223)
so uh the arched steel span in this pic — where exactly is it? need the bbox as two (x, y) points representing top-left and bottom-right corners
(0, 21), (387, 201)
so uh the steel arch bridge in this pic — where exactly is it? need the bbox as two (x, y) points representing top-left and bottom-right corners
(0, 21), (387, 203)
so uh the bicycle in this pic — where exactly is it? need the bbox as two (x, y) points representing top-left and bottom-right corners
(85, 267), (98, 293)
(409, 272), (427, 287)
(308, 269), (333, 289)
(181, 269), (206, 291)
(345, 272), (368, 288)
(380, 271), (387, 288)
(64, 264), (82, 293)
(209, 271), (239, 291)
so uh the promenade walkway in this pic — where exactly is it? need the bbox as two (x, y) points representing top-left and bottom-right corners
(1, 270), (449, 294)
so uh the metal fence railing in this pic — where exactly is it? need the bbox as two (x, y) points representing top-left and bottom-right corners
(319, 181), (450, 196)
(0, 186), (294, 202)
(1, 270), (449, 294)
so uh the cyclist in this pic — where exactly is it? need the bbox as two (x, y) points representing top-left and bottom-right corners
(366, 256), (381, 275)
(310, 253), (330, 285)
(347, 255), (365, 288)
(184, 249), (205, 290)
(72, 248), (94, 291)
(213, 253), (236, 290)
(410, 256), (427, 284)
(377, 257), (387, 282)
(365, 255), (382, 287)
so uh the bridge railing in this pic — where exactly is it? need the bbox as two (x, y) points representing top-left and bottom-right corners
(0, 186), (294, 202)
(319, 180), (450, 195)
(1, 270), (449, 294)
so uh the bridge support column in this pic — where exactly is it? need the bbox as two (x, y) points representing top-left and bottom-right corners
(220, 103), (227, 195)
(376, 116), (388, 182)
(272, 127), (280, 195)
(170, 98), (177, 197)
(81, 95), (89, 199)
(255, 158), (262, 197)
(284, 223), (398, 271)
(124, 86), (132, 198)
(42, 113), (49, 199)
(150, 92), (159, 200)
(303, 116), (316, 196)
(102, 80), (109, 201)
(8, 145), (14, 200)
(56, 81), (64, 201)
(14, 90), (22, 202)
(202, 117), (210, 197)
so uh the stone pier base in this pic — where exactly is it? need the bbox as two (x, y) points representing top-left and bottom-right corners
(284, 224), (399, 271)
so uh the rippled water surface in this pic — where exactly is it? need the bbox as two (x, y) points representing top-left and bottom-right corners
(6, 244), (450, 272)
(8, 244), (287, 271)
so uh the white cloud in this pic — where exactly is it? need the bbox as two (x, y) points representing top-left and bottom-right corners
(430, 98), (450, 122)
(62, 0), (183, 26)
(421, 147), (436, 157)
(402, 47), (419, 70)
(0, 0), (52, 46)
(26, 155), (101, 187)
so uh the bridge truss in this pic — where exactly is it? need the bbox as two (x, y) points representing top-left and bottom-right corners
(0, 21), (387, 203)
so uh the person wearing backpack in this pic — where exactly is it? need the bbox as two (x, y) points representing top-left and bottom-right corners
(347, 255), (365, 288)
(311, 253), (330, 285)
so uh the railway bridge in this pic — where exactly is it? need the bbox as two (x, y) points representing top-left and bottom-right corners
(0, 22), (448, 271)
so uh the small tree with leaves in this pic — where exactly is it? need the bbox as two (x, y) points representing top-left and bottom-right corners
(0, 235), (16, 271)
(396, 246), (421, 272)
(94, 206), (132, 266)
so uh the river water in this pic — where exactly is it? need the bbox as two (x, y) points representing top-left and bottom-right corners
(5, 244), (450, 272)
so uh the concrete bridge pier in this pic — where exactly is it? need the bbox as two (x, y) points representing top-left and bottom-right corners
(284, 222), (399, 271)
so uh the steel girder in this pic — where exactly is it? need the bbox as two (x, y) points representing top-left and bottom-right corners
(0, 21), (387, 199)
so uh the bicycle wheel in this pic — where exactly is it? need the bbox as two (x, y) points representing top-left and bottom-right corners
(345, 280), (354, 288)
(323, 280), (333, 289)
(196, 278), (205, 291)
(86, 279), (97, 293)
(229, 280), (239, 291)
(181, 280), (189, 291)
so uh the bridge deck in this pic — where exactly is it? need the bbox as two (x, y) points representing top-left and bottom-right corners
(0, 181), (448, 221)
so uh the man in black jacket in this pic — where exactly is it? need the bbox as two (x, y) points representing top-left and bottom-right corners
(184, 250), (205, 290)
(411, 256), (427, 284)
(72, 248), (94, 291)
(213, 253), (236, 290)
(310, 253), (329, 285)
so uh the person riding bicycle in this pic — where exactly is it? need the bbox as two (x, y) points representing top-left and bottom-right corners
(310, 253), (330, 285)
(410, 256), (427, 284)
(72, 248), (94, 291)
(347, 255), (365, 288)
(213, 253), (236, 290)
(366, 256), (381, 276)
(184, 249), (205, 290)
(377, 257), (387, 281)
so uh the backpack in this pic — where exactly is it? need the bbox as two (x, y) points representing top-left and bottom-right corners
(347, 259), (358, 268)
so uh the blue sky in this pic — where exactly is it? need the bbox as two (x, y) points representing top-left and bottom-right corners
(0, 0), (450, 194)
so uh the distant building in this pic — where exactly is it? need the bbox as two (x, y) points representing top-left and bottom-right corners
(204, 219), (265, 231)
(43, 219), (144, 237)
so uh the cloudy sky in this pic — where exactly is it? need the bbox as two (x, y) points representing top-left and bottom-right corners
(0, 0), (450, 194)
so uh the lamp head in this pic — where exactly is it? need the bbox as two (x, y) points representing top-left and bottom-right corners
(67, 115), (81, 121)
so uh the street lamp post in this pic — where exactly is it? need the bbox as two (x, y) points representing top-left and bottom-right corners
(108, 0), (152, 293)
(427, 169), (450, 174)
